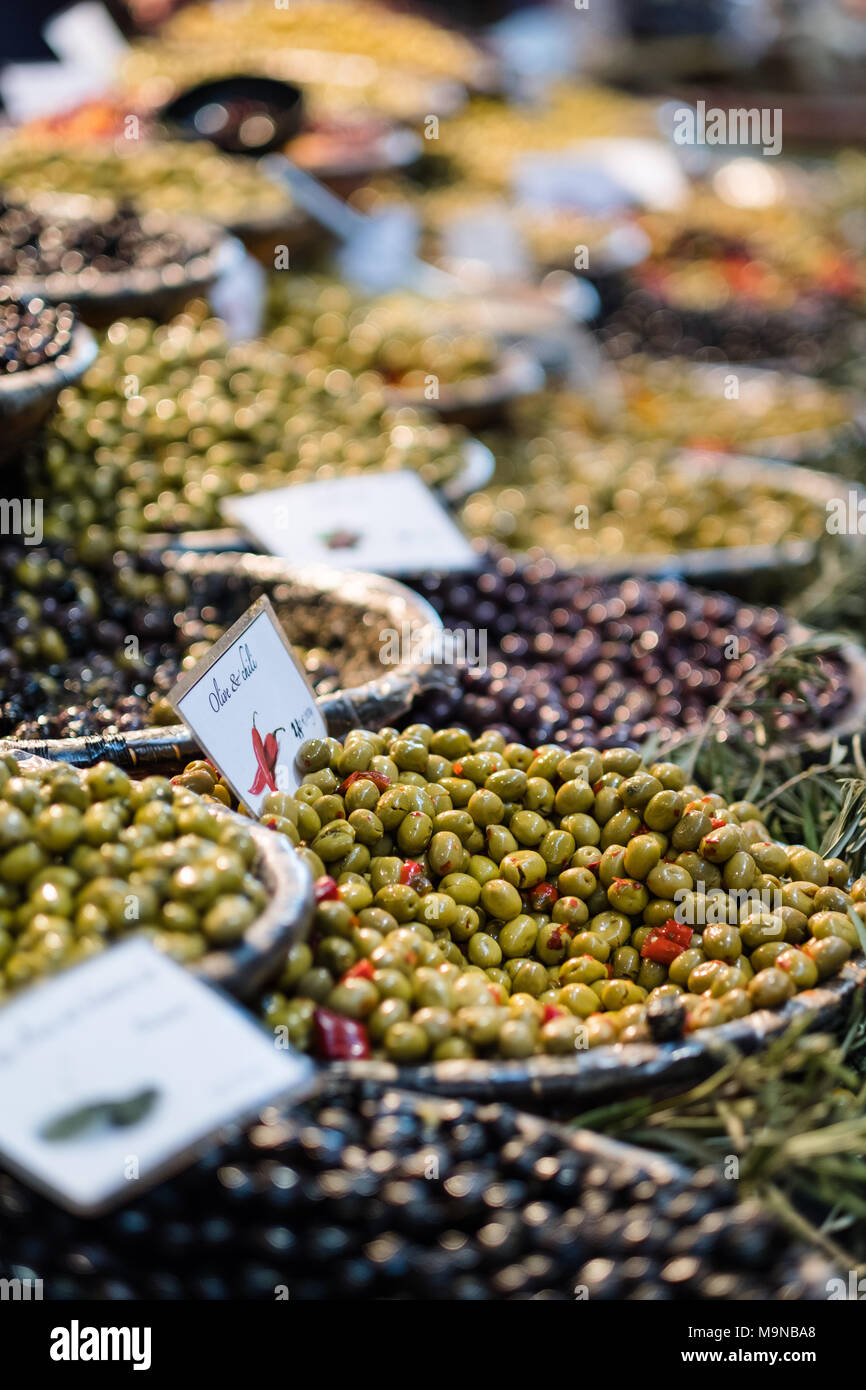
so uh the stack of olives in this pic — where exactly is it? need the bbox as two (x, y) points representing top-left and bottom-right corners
(0, 139), (292, 230)
(458, 367), (849, 565)
(252, 727), (859, 1064)
(266, 276), (499, 394)
(0, 754), (266, 1000)
(0, 292), (76, 373)
(0, 1085), (833, 1300)
(463, 434), (825, 566)
(30, 306), (463, 545)
(129, 0), (486, 86)
(432, 88), (655, 192)
(599, 192), (864, 369)
(407, 556), (852, 749)
(0, 543), (397, 741)
(0, 198), (192, 280)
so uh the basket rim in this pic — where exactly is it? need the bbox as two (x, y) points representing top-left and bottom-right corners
(322, 954), (866, 1103)
(0, 318), (97, 404)
(0, 555), (456, 767)
(1, 752), (313, 1000)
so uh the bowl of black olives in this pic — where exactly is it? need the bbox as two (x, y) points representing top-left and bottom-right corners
(0, 292), (96, 461)
(0, 194), (242, 329)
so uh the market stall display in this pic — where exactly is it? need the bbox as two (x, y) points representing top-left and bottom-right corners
(1, 0), (866, 1318)
(265, 276), (544, 423)
(27, 307), (469, 547)
(0, 294), (96, 460)
(0, 195), (238, 328)
(0, 138), (308, 255)
(597, 190), (865, 371)
(239, 729), (860, 1060)
(119, 0), (489, 123)
(429, 87), (658, 191)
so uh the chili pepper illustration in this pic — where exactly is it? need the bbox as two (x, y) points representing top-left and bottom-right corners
(248, 713), (284, 795)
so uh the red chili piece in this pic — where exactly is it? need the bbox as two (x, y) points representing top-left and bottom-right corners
(527, 881), (559, 912)
(337, 769), (391, 796)
(343, 959), (375, 981)
(312, 1008), (371, 1060)
(399, 861), (425, 887)
(314, 875), (340, 903)
(641, 918), (693, 964)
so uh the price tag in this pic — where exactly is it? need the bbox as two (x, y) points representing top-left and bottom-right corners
(221, 471), (480, 576)
(0, 63), (106, 124)
(43, 2), (129, 77)
(209, 248), (266, 343)
(168, 595), (327, 814)
(0, 939), (313, 1216)
(513, 139), (688, 215)
(440, 200), (532, 279)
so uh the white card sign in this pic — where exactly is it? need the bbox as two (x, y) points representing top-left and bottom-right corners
(221, 471), (480, 575)
(513, 139), (689, 215)
(169, 595), (327, 814)
(0, 939), (313, 1216)
(43, 2), (129, 76)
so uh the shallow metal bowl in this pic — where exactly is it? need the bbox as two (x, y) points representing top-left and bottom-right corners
(0, 554), (455, 771)
(0, 754), (312, 1001)
(325, 954), (866, 1106)
(384, 348), (544, 427)
(575, 449), (866, 595)
(4, 197), (245, 330)
(0, 319), (97, 461)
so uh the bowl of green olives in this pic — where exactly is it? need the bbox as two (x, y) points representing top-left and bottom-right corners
(252, 726), (866, 1103)
(462, 438), (866, 595)
(29, 303), (482, 541)
(0, 752), (314, 1003)
(141, 436), (495, 548)
(2, 555), (456, 771)
(384, 346), (544, 428)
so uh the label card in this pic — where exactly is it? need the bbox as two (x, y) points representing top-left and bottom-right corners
(209, 248), (267, 343)
(0, 63), (107, 124)
(168, 595), (327, 814)
(43, 2), (129, 76)
(0, 939), (313, 1216)
(221, 471), (480, 575)
(513, 139), (688, 215)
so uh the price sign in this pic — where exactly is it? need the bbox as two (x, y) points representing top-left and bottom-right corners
(168, 595), (327, 814)
(0, 939), (313, 1216)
